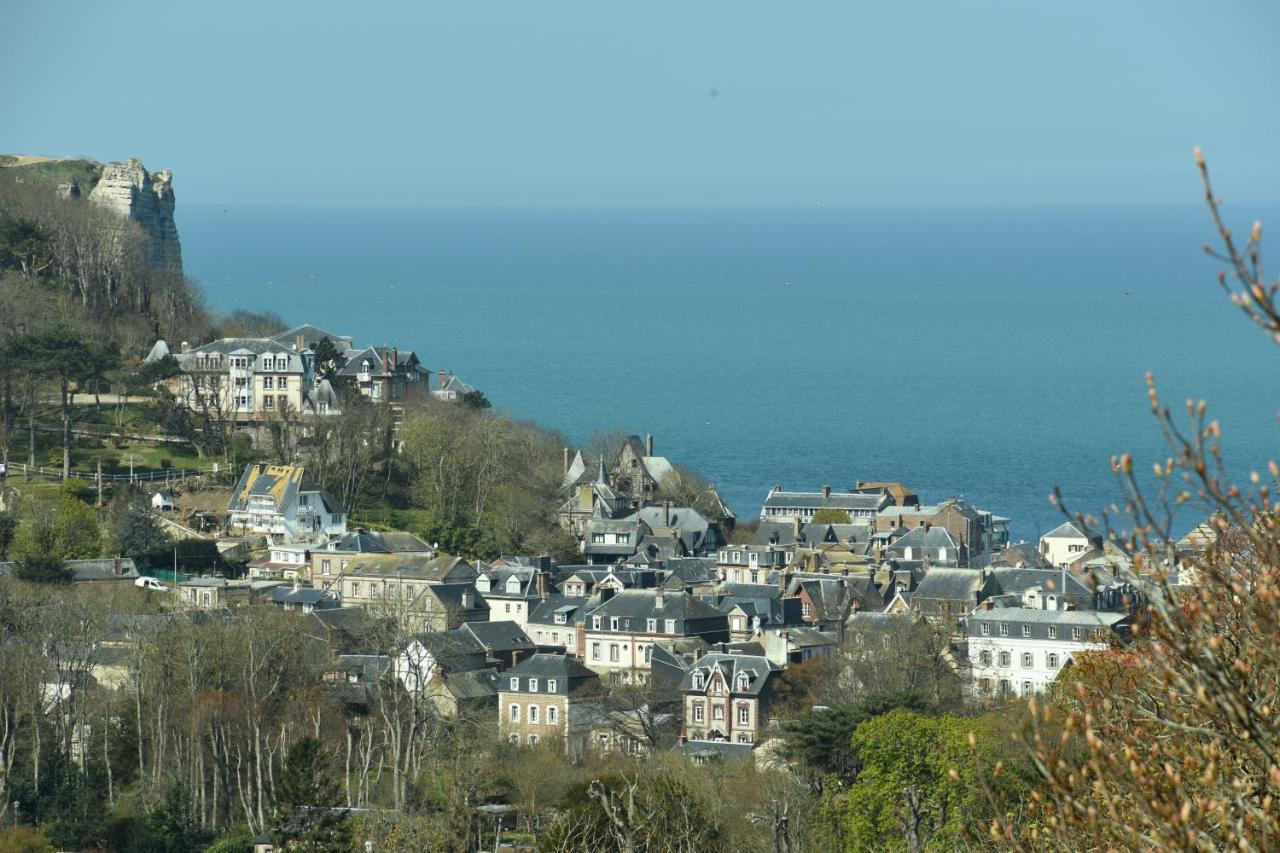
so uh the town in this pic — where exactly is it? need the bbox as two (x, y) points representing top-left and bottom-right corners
(0, 318), (1213, 851)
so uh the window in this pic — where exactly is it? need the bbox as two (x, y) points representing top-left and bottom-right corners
(610, 644), (619, 662)
(278, 377), (288, 389)
(694, 703), (704, 722)
(1071, 627), (1082, 640)
(555, 613), (566, 625)
(980, 623), (990, 636)
(547, 705), (557, 724)
(732, 551), (741, 564)
(263, 376), (273, 389)
(665, 619), (676, 634)
(998, 679), (1011, 697)
(591, 642), (601, 660)
(736, 674), (749, 692)
(551, 632), (559, 643)
(738, 704), (749, 725)
(351, 582), (361, 597)
(547, 679), (557, 693)
(528, 678), (538, 693)
(509, 734), (519, 744)
(1047, 653), (1060, 669)
(692, 672), (704, 690)
(591, 533), (606, 544)
(322, 559), (331, 575)
(528, 734), (538, 746)
(1047, 626), (1057, 640)
(509, 704), (519, 722)
(979, 677), (991, 694)
(1022, 624), (1032, 638)
(610, 617), (619, 631)
(713, 705), (724, 721)
(1021, 652), (1033, 668)
(647, 618), (657, 632)
(1022, 681), (1033, 695)
(504, 603), (511, 614)
(999, 624), (1009, 637)
(979, 650), (991, 666)
(592, 616), (602, 630)
(617, 533), (630, 544)
(999, 651), (1011, 667)
(529, 705), (539, 723)
(737, 733), (751, 744)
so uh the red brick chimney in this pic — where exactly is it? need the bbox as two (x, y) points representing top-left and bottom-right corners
(438, 369), (447, 391)
(391, 347), (398, 371)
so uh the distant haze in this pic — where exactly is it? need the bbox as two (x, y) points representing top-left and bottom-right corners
(4, 0), (1279, 208)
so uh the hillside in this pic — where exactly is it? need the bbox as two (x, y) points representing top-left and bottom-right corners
(0, 154), (103, 194)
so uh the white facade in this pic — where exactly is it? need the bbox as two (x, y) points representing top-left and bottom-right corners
(967, 609), (1128, 698)
(1039, 522), (1092, 569)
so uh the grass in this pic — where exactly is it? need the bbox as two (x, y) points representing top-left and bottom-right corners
(1, 155), (102, 193)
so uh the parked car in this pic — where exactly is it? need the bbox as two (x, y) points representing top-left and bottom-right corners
(135, 576), (170, 591)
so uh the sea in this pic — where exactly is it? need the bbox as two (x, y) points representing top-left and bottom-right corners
(180, 203), (1280, 543)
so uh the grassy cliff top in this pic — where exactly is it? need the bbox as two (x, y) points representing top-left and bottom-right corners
(0, 155), (103, 193)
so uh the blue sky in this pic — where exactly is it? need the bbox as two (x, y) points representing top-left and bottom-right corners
(5, 0), (1278, 206)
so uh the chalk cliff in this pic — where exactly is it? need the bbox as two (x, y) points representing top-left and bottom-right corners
(87, 158), (183, 271)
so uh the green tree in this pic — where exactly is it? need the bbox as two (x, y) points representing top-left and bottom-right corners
(840, 709), (1021, 853)
(311, 336), (346, 382)
(272, 736), (351, 852)
(15, 553), (74, 584)
(0, 512), (15, 559)
(13, 328), (97, 479)
(811, 507), (852, 524)
(780, 691), (933, 788)
(111, 503), (170, 562)
(13, 493), (101, 562)
(460, 388), (491, 410)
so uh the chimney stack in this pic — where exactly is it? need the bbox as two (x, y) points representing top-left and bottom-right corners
(564, 447), (570, 475)
(295, 335), (304, 352)
(461, 589), (474, 609)
(822, 484), (831, 499)
(392, 347), (398, 370)
(181, 341), (190, 353)
(381, 350), (389, 373)
(113, 556), (122, 576)
(438, 369), (447, 391)
(646, 433), (654, 456)
(655, 589), (665, 610)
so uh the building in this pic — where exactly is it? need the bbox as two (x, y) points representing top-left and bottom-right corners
(162, 337), (310, 421)
(760, 484), (891, 523)
(580, 589), (729, 682)
(226, 463), (347, 542)
(876, 498), (1010, 558)
(336, 345), (427, 403)
(967, 607), (1131, 698)
(527, 595), (591, 655)
(680, 652), (782, 746)
(910, 568), (984, 636)
(884, 525), (967, 567)
(498, 654), (602, 753)
(1038, 521), (1096, 569)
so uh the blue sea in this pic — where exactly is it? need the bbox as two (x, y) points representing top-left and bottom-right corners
(180, 204), (1280, 542)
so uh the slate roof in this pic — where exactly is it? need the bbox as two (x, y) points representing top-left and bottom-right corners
(501, 653), (599, 694)
(324, 529), (433, 555)
(982, 567), (1094, 600)
(886, 525), (961, 552)
(461, 620), (536, 654)
(528, 594), (590, 626)
(1042, 521), (1090, 540)
(680, 652), (780, 695)
(441, 669), (500, 701)
(757, 520), (872, 547)
(339, 553), (473, 582)
(913, 568), (983, 602)
(587, 589), (727, 631)
(272, 324), (352, 350)
(143, 339), (170, 363)
(2, 559), (142, 582)
(269, 586), (339, 607)
(763, 490), (887, 512)
(181, 338), (305, 370)
(969, 608), (1128, 627)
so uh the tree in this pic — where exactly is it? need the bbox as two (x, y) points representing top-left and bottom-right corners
(12, 493), (101, 562)
(311, 337), (346, 383)
(15, 553), (73, 584)
(460, 389), (491, 410)
(272, 736), (351, 852)
(14, 328), (97, 479)
(990, 152), (1280, 849)
(810, 508), (852, 524)
(111, 503), (170, 562)
(780, 691), (934, 789)
(0, 512), (15, 559)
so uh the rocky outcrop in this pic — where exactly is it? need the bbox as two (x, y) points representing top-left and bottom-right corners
(88, 158), (182, 271)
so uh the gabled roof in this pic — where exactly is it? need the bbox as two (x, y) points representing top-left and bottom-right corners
(228, 463), (309, 514)
(324, 529), (434, 555)
(982, 567), (1094, 600)
(913, 568), (982, 603)
(272, 324), (352, 350)
(461, 620), (535, 654)
(339, 553), (472, 582)
(887, 525), (961, 552)
(763, 489), (888, 512)
(528, 594), (589, 626)
(503, 653), (599, 689)
(679, 652), (781, 695)
(143, 339), (170, 363)
(1042, 521), (1091, 540)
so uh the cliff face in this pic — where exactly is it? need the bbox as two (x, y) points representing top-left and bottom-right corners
(87, 158), (183, 272)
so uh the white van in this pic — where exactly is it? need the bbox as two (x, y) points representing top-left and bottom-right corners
(135, 577), (170, 591)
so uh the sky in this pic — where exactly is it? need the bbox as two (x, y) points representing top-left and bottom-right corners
(5, 0), (1279, 207)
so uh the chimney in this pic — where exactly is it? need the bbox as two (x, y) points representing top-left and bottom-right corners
(563, 447), (570, 475)
(772, 484), (782, 493)
(295, 335), (304, 352)
(461, 589), (474, 609)
(180, 341), (190, 353)
(792, 517), (802, 539)
(822, 484), (831, 499)
(536, 570), (547, 600)
(438, 369), (447, 391)
(663, 501), (671, 527)
(381, 350), (389, 373)
(392, 347), (398, 370)
(655, 589), (665, 610)
(113, 556), (122, 576)
(646, 433), (654, 456)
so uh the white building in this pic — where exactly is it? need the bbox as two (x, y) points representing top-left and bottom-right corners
(226, 463), (347, 543)
(967, 607), (1130, 698)
(1038, 521), (1094, 569)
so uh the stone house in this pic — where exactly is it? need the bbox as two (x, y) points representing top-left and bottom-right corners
(526, 595), (590, 655)
(877, 498), (1009, 559)
(580, 589), (729, 683)
(680, 652), (782, 747)
(335, 345), (427, 403)
(498, 654), (602, 753)
(911, 568), (984, 636)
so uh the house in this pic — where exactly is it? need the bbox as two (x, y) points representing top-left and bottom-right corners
(151, 491), (176, 511)
(580, 589), (730, 683)
(0, 557), (142, 585)
(715, 544), (792, 585)
(266, 583), (340, 613)
(978, 567), (1098, 613)
(160, 337), (323, 421)
(177, 576), (254, 608)
(680, 652), (782, 747)
(498, 653), (602, 753)
(760, 484), (891, 523)
(527, 595), (590, 655)
(967, 607), (1131, 698)
(395, 630), (488, 693)
(557, 454), (631, 536)
(884, 525), (967, 567)
(474, 561), (552, 628)
(705, 583), (804, 642)
(226, 463), (347, 542)
(323, 553), (476, 602)
(611, 434), (674, 509)
(426, 669), (502, 718)
(341, 574), (487, 632)
(1038, 521), (1096, 568)
(760, 626), (839, 666)
(248, 544), (311, 580)
(336, 345), (427, 403)
(911, 568), (984, 636)
(271, 324), (353, 354)
(459, 620), (537, 669)
(876, 498), (1010, 559)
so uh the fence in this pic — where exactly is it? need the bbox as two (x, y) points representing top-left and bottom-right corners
(3, 461), (225, 485)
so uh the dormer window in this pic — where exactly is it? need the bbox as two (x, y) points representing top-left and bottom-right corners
(692, 672), (704, 690)
(547, 679), (557, 692)
(736, 673), (750, 692)
(555, 613), (566, 625)
(509, 677), (519, 691)
(592, 616), (602, 630)
(529, 678), (538, 693)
